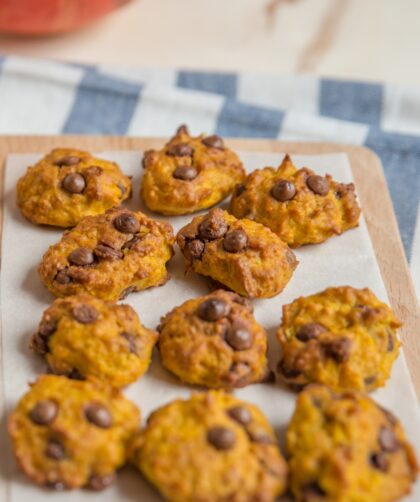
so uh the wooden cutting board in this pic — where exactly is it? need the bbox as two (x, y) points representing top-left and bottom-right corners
(0, 135), (419, 400)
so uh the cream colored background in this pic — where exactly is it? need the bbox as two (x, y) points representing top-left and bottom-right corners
(0, 0), (419, 84)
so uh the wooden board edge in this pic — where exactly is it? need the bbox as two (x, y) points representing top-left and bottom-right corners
(0, 136), (418, 401)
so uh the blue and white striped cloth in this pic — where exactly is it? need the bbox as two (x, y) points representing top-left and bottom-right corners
(0, 55), (418, 295)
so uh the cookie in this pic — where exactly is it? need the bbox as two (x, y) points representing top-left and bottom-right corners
(158, 290), (270, 388)
(176, 208), (298, 298)
(30, 294), (158, 388)
(140, 125), (245, 215)
(230, 154), (361, 247)
(38, 207), (174, 301)
(130, 390), (287, 502)
(8, 375), (140, 491)
(277, 286), (401, 392)
(16, 148), (132, 227)
(286, 385), (418, 501)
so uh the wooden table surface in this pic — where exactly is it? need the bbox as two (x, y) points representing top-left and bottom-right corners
(0, 0), (419, 85)
(1, 136), (419, 400)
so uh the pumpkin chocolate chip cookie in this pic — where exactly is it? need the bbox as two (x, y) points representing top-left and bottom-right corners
(38, 207), (174, 301)
(30, 293), (158, 388)
(8, 375), (140, 491)
(140, 125), (245, 215)
(158, 290), (270, 388)
(176, 208), (298, 298)
(286, 385), (418, 501)
(277, 286), (401, 392)
(16, 148), (132, 227)
(230, 154), (361, 247)
(130, 391), (288, 502)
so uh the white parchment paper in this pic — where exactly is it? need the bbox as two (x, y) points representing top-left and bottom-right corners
(1, 151), (419, 501)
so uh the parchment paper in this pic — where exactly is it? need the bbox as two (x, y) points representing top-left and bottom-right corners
(1, 151), (419, 501)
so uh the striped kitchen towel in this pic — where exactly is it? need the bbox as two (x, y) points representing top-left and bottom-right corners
(0, 55), (418, 294)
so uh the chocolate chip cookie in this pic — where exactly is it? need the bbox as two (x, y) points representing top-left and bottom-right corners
(176, 208), (298, 298)
(8, 375), (140, 490)
(130, 391), (287, 501)
(230, 154), (361, 247)
(277, 286), (401, 392)
(286, 385), (418, 501)
(158, 290), (270, 388)
(30, 293), (158, 387)
(140, 125), (245, 215)
(16, 148), (132, 227)
(38, 207), (174, 301)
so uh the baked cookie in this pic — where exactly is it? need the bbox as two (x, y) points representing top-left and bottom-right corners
(158, 290), (270, 388)
(176, 208), (298, 298)
(140, 125), (245, 215)
(286, 385), (418, 501)
(38, 207), (174, 301)
(130, 391), (287, 502)
(16, 148), (131, 227)
(230, 154), (361, 247)
(277, 286), (401, 392)
(30, 294), (158, 388)
(8, 375), (140, 491)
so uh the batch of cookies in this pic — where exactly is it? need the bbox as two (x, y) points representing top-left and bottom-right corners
(8, 124), (418, 501)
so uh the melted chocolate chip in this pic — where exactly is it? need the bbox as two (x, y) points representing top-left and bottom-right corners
(121, 332), (138, 355)
(86, 473), (116, 491)
(207, 426), (236, 450)
(379, 427), (399, 452)
(72, 304), (98, 324)
(235, 183), (246, 196)
(296, 323), (326, 342)
(55, 269), (72, 284)
(225, 323), (253, 351)
(223, 229), (248, 253)
(85, 403), (113, 428)
(278, 360), (301, 379)
(54, 155), (80, 167)
(62, 173), (86, 194)
(45, 439), (65, 460)
(227, 406), (252, 426)
(247, 429), (274, 444)
(198, 214), (228, 240)
(306, 175), (330, 196)
(271, 179), (296, 202)
(202, 135), (224, 149)
(173, 166), (198, 181)
(29, 400), (58, 425)
(198, 298), (231, 322)
(68, 247), (94, 266)
(39, 318), (57, 338)
(364, 375), (377, 386)
(93, 244), (123, 261)
(31, 333), (50, 355)
(185, 239), (205, 260)
(387, 331), (395, 352)
(323, 338), (351, 363)
(167, 143), (193, 157)
(370, 452), (389, 472)
(113, 213), (140, 234)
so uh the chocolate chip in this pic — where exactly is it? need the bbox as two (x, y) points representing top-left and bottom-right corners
(296, 323), (326, 342)
(235, 183), (246, 196)
(62, 173), (86, 194)
(46, 481), (67, 491)
(306, 175), (330, 196)
(387, 331), (395, 352)
(302, 482), (326, 499)
(54, 155), (80, 167)
(93, 244), (123, 261)
(31, 333), (50, 355)
(370, 452), (389, 471)
(202, 135), (224, 149)
(167, 143), (193, 157)
(185, 239), (205, 260)
(207, 426), (236, 450)
(86, 473), (115, 491)
(176, 124), (189, 135)
(198, 298), (231, 322)
(45, 439), (65, 460)
(198, 214), (228, 240)
(55, 269), (72, 284)
(173, 166), (198, 181)
(121, 332), (138, 355)
(39, 319), (57, 338)
(72, 304), (98, 324)
(68, 247), (94, 266)
(122, 235), (141, 250)
(278, 360), (301, 378)
(226, 323), (253, 350)
(323, 338), (351, 363)
(113, 213), (140, 234)
(227, 406), (252, 426)
(29, 400), (58, 425)
(231, 294), (253, 312)
(271, 179), (296, 202)
(379, 427), (399, 452)
(364, 375), (376, 386)
(85, 403), (113, 428)
(247, 429), (274, 444)
(223, 229), (248, 253)
(85, 165), (103, 176)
